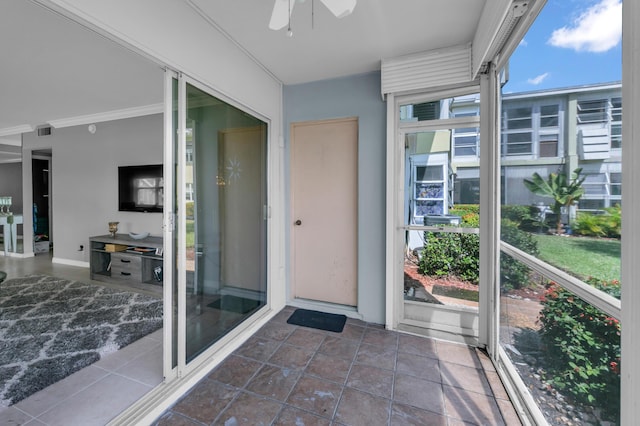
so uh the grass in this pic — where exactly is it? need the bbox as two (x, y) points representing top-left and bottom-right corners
(532, 234), (620, 282)
(186, 220), (195, 247)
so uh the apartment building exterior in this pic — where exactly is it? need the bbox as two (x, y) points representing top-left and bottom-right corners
(403, 81), (622, 232)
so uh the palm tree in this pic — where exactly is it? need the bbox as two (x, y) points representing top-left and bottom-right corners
(523, 168), (585, 235)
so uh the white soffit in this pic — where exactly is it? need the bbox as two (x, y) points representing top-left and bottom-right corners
(381, 44), (473, 96)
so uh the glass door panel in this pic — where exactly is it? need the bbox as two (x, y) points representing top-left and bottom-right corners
(404, 131), (480, 309)
(183, 82), (268, 362)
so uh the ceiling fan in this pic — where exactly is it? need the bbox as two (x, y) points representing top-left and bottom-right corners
(269, 0), (357, 31)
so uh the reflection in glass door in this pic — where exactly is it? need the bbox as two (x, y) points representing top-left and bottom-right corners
(172, 78), (268, 364)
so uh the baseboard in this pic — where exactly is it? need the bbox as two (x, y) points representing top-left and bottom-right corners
(0, 251), (32, 258)
(52, 257), (90, 268)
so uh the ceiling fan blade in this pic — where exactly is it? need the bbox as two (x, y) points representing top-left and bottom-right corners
(269, 0), (295, 30)
(319, 0), (357, 19)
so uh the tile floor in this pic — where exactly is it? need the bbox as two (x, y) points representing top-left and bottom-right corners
(1, 254), (522, 425)
(0, 254), (164, 426)
(154, 306), (522, 426)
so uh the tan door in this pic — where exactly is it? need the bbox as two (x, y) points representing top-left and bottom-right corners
(291, 117), (358, 306)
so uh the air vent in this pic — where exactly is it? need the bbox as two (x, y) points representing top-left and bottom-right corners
(37, 127), (52, 137)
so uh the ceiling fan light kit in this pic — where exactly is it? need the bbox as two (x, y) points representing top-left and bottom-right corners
(269, 0), (357, 33)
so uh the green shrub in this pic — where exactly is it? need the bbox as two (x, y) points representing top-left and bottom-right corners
(502, 204), (549, 233)
(420, 232), (480, 284)
(419, 207), (537, 289)
(574, 212), (606, 237)
(500, 219), (539, 289)
(538, 278), (621, 423)
(574, 205), (621, 239)
(420, 208), (480, 284)
(450, 204), (480, 216)
(185, 201), (195, 219)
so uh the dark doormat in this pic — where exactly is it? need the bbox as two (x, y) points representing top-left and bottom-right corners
(286, 308), (347, 333)
(207, 295), (261, 314)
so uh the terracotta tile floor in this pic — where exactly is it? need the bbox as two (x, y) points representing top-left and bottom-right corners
(154, 306), (522, 425)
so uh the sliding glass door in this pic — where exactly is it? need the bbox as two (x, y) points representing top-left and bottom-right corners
(165, 73), (268, 374)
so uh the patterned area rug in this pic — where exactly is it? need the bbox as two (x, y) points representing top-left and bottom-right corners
(0, 275), (162, 407)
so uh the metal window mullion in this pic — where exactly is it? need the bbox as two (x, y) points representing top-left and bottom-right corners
(176, 74), (187, 374)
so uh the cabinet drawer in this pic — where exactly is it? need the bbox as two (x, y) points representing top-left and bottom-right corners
(110, 253), (141, 281)
(111, 253), (141, 268)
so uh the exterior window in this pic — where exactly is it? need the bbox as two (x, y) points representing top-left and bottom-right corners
(503, 106), (533, 155)
(577, 99), (608, 123)
(502, 101), (561, 158)
(610, 172), (622, 196)
(580, 171), (622, 209)
(414, 165), (445, 218)
(540, 104), (559, 127)
(400, 101), (441, 122)
(185, 182), (194, 201)
(413, 101), (441, 121)
(611, 97), (622, 149)
(539, 135), (558, 157)
(454, 177), (480, 204)
(453, 110), (479, 157)
(579, 198), (605, 210)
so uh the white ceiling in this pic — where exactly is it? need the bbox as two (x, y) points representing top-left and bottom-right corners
(191, 0), (486, 85)
(0, 0), (488, 148)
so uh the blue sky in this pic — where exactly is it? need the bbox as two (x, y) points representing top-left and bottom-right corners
(503, 0), (622, 94)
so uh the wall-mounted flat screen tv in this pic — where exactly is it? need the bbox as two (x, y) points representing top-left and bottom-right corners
(118, 164), (163, 213)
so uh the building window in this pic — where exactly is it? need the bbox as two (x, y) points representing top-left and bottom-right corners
(611, 97), (622, 149)
(577, 99), (608, 124)
(502, 101), (562, 158)
(503, 106), (533, 155)
(610, 172), (622, 196)
(413, 165), (445, 218)
(452, 110), (479, 157)
(580, 171), (622, 210)
(539, 135), (558, 157)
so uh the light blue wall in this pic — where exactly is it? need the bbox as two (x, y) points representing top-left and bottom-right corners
(284, 71), (387, 324)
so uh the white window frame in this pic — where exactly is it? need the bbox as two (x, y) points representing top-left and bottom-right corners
(452, 106), (480, 159)
(411, 155), (448, 222)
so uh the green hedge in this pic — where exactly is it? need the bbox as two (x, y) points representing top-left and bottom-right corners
(574, 205), (621, 239)
(539, 278), (621, 423)
(419, 207), (538, 289)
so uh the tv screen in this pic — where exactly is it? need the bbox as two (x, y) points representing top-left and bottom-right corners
(118, 165), (163, 213)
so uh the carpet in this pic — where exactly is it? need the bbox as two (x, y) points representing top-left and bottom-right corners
(0, 275), (162, 407)
(207, 295), (261, 314)
(286, 309), (347, 333)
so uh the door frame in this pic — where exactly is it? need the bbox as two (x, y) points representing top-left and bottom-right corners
(288, 117), (359, 313)
(163, 71), (275, 381)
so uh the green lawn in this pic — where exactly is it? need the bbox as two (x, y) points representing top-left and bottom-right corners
(532, 234), (620, 282)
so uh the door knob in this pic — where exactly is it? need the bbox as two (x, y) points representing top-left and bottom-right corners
(294, 219), (302, 226)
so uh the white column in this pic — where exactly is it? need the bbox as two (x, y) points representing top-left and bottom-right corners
(621, 0), (639, 423)
(478, 63), (501, 353)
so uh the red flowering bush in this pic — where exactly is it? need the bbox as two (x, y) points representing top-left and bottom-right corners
(538, 278), (621, 422)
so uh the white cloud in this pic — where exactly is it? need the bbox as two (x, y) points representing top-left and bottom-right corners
(527, 73), (549, 85)
(548, 0), (621, 52)
(519, 38), (528, 47)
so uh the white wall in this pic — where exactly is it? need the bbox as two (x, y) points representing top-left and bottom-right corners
(45, 0), (286, 309)
(22, 114), (163, 263)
